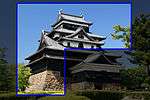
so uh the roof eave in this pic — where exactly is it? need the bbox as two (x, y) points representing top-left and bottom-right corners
(25, 47), (46, 60)
(26, 55), (64, 66)
(25, 46), (64, 60)
(60, 37), (105, 45)
(51, 19), (93, 27)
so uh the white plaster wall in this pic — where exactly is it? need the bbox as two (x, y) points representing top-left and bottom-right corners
(70, 41), (78, 47)
(62, 41), (78, 47)
(62, 40), (96, 48)
(84, 43), (96, 48)
(84, 43), (90, 48)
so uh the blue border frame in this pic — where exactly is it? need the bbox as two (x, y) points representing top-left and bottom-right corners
(16, 1), (132, 97)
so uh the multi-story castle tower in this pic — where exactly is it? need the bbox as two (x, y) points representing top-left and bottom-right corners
(25, 11), (121, 92)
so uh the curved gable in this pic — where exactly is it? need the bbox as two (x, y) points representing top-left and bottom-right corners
(65, 27), (95, 41)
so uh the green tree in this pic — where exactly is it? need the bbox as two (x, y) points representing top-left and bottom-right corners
(0, 48), (7, 64)
(121, 66), (150, 90)
(111, 25), (130, 48)
(18, 64), (31, 91)
(130, 14), (150, 75)
(112, 14), (150, 75)
(0, 48), (16, 92)
(7, 64), (16, 92)
(112, 14), (150, 90)
(0, 48), (8, 91)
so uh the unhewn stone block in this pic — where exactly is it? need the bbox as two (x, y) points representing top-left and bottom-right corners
(25, 70), (64, 92)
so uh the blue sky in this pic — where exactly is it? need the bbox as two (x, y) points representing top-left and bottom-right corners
(18, 4), (131, 63)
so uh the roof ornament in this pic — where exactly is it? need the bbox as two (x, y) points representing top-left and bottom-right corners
(42, 30), (45, 34)
(80, 12), (84, 19)
(59, 9), (63, 14)
(80, 12), (83, 17)
(41, 30), (47, 36)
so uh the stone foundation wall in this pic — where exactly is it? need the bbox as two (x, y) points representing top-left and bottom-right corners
(44, 71), (64, 91)
(25, 70), (64, 92)
(29, 71), (47, 85)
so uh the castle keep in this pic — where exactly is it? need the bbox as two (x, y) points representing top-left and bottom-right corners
(25, 11), (121, 92)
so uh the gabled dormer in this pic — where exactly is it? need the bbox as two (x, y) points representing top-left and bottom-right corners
(58, 27), (105, 48)
(65, 27), (94, 41)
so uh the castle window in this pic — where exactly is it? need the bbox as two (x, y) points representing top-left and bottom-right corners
(96, 44), (100, 48)
(91, 45), (94, 48)
(67, 42), (70, 47)
(78, 42), (84, 48)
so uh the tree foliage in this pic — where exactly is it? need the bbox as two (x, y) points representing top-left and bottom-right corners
(0, 48), (16, 92)
(112, 14), (150, 74)
(121, 66), (150, 90)
(112, 14), (150, 90)
(0, 48), (10, 91)
(0, 48), (7, 64)
(18, 64), (31, 91)
(111, 25), (130, 48)
(130, 14), (150, 71)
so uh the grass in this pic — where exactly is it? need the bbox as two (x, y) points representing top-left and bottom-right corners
(39, 90), (90, 100)
(76, 90), (150, 100)
(0, 92), (16, 97)
(0, 92), (35, 100)
(40, 96), (90, 100)
(0, 90), (90, 100)
(1, 90), (150, 100)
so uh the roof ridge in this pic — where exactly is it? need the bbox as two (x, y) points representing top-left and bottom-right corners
(60, 12), (83, 18)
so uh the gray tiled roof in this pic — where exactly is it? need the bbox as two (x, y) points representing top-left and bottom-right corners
(64, 27), (95, 41)
(54, 28), (105, 39)
(27, 32), (65, 60)
(26, 54), (64, 66)
(65, 27), (85, 37)
(71, 63), (120, 73)
(43, 34), (64, 50)
(54, 28), (75, 34)
(59, 13), (92, 24)
(87, 33), (106, 39)
(83, 53), (103, 63)
(61, 37), (105, 45)
(70, 52), (121, 73)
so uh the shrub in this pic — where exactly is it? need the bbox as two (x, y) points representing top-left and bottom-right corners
(76, 90), (124, 100)
(76, 90), (150, 100)
(18, 64), (31, 91)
